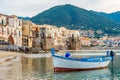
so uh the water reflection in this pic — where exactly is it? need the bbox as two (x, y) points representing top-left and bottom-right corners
(54, 68), (111, 80)
(21, 56), (53, 80)
(109, 56), (120, 80)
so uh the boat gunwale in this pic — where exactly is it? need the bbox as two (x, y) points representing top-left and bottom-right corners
(52, 54), (112, 62)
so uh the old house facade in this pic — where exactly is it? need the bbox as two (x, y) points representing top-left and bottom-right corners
(0, 14), (22, 47)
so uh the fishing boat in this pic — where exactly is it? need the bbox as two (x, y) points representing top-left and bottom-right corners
(51, 48), (115, 72)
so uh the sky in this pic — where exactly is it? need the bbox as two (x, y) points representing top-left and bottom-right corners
(0, 0), (120, 17)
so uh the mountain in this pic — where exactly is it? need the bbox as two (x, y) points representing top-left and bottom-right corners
(18, 16), (30, 20)
(108, 11), (120, 23)
(99, 11), (120, 23)
(91, 11), (120, 23)
(30, 4), (120, 35)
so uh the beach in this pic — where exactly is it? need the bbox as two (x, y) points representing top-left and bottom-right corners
(0, 51), (22, 58)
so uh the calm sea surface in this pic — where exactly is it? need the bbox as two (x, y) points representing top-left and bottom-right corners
(0, 52), (120, 80)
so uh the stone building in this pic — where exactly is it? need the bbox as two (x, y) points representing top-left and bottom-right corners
(67, 34), (80, 50)
(0, 14), (8, 45)
(0, 14), (22, 47)
(39, 25), (54, 50)
(32, 25), (40, 48)
(80, 37), (91, 47)
(8, 15), (22, 46)
(22, 20), (33, 47)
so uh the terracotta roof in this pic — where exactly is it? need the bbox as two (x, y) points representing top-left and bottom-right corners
(0, 13), (18, 18)
(80, 38), (90, 40)
(0, 13), (8, 17)
(8, 15), (17, 18)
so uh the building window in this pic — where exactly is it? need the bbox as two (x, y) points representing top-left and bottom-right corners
(7, 28), (9, 35)
(72, 34), (74, 37)
(41, 33), (45, 39)
(14, 30), (17, 35)
(2, 28), (4, 32)
(19, 31), (21, 36)
(36, 34), (39, 37)
(1, 20), (4, 25)
(36, 28), (38, 31)
(19, 21), (21, 26)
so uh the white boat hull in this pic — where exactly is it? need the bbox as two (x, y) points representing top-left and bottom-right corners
(52, 56), (111, 72)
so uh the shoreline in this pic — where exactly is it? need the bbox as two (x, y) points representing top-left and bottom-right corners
(59, 49), (120, 52)
(0, 50), (22, 58)
(0, 49), (120, 59)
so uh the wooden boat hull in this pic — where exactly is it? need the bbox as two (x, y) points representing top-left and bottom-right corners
(52, 55), (111, 72)
(54, 66), (108, 72)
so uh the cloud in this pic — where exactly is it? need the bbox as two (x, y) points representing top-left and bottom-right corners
(0, 0), (120, 17)
(75, 0), (120, 13)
